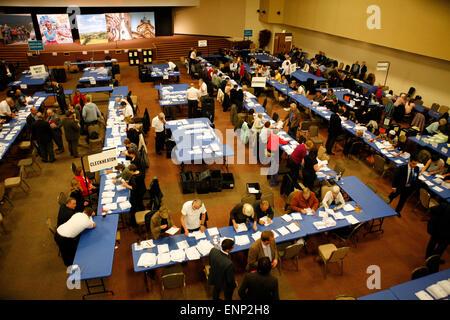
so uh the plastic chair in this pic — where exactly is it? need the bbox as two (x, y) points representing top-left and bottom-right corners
(318, 244), (350, 279)
(279, 243), (303, 272)
(373, 155), (388, 177)
(334, 294), (356, 300)
(411, 266), (430, 280)
(425, 255), (441, 274)
(135, 210), (151, 237)
(309, 125), (323, 146)
(321, 185), (334, 201)
(332, 222), (366, 248)
(260, 191), (275, 208)
(415, 188), (439, 217)
(0, 182), (13, 210)
(46, 217), (60, 256)
(161, 264), (186, 299)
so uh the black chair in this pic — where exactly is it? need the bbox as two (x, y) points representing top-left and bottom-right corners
(411, 266), (430, 280)
(425, 255), (441, 274)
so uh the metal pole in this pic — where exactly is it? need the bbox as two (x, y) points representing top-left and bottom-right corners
(384, 62), (390, 88)
(80, 155), (92, 207)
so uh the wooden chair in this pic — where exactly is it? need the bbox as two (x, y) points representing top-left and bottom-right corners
(415, 188), (439, 219)
(317, 244), (350, 279)
(46, 217), (60, 256)
(161, 264), (186, 300)
(373, 155), (389, 177)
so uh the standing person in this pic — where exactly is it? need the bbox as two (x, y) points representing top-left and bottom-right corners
(151, 112), (166, 155)
(238, 257), (279, 301)
(281, 56), (292, 81)
(388, 156), (420, 217)
(189, 48), (197, 75)
(350, 61), (360, 77)
(26, 106), (38, 141)
(238, 62), (245, 84)
(425, 202), (450, 260)
(72, 89), (85, 108)
(247, 230), (278, 272)
(358, 61), (367, 80)
(53, 81), (67, 115)
(62, 110), (80, 158)
(54, 207), (96, 267)
(180, 199), (207, 236)
(199, 78), (208, 98)
(208, 238), (236, 300)
(186, 82), (200, 118)
(230, 85), (244, 113)
(283, 103), (301, 139)
(31, 112), (54, 162)
(121, 164), (146, 227)
(325, 108), (343, 155)
(82, 95), (103, 127)
(47, 109), (64, 154)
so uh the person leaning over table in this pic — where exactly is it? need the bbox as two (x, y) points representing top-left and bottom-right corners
(421, 153), (445, 176)
(54, 207), (96, 267)
(290, 187), (319, 214)
(0, 97), (16, 121)
(426, 118), (447, 135)
(121, 164), (146, 227)
(122, 138), (138, 160)
(229, 202), (257, 231)
(238, 257), (279, 301)
(247, 230), (279, 272)
(253, 200), (274, 226)
(150, 206), (174, 239)
(180, 199), (207, 236)
(322, 185), (345, 211)
(112, 163), (132, 182)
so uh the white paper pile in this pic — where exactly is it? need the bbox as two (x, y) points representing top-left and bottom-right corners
(157, 252), (171, 265)
(426, 283), (449, 300)
(345, 215), (359, 225)
(157, 244), (169, 254)
(207, 227), (219, 237)
(281, 214), (293, 222)
(185, 247), (201, 260)
(137, 253), (156, 267)
(119, 201), (132, 210)
(251, 231), (261, 241)
(235, 235), (250, 246)
(290, 212), (303, 220)
(166, 226), (180, 235)
(170, 249), (186, 263)
(286, 223), (300, 233)
(259, 216), (272, 225)
(277, 226), (290, 236)
(177, 240), (189, 250)
(234, 223), (248, 233)
(196, 240), (214, 255)
(343, 203), (355, 212)
(141, 240), (155, 249)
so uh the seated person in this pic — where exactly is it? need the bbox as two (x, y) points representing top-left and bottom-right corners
(296, 84), (306, 96)
(74, 167), (97, 197)
(290, 188), (319, 214)
(0, 97), (17, 121)
(368, 129), (398, 146)
(426, 118), (447, 135)
(150, 206), (174, 239)
(313, 91), (323, 103)
(289, 80), (297, 90)
(57, 197), (77, 228)
(253, 200), (274, 225)
(280, 75), (288, 85)
(322, 89), (338, 111)
(69, 179), (89, 213)
(322, 185), (345, 211)
(343, 129), (364, 156)
(392, 134), (409, 157)
(405, 99), (415, 116)
(229, 202), (257, 231)
(421, 154), (445, 176)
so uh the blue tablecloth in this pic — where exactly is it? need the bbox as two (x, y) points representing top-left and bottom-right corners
(156, 84), (189, 107)
(418, 173), (450, 201)
(334, 176), (398, 220)
(408, 136), (450, 159)
(358, 289), (398, 300)
(249, 53), (281, 64)
(291, 69), (327, 82)
(148, 64), (180, 78)
(8, 71), (49, 87)
(72, 214), (119, 281)
(79, 67), (111, 83)
(319, 88), (383, 110)
(165, 117), (234, 164)
(389, 268), (450, 300)
(0, 92), (49, 160)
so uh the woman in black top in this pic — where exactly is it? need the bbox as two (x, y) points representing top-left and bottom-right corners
(229, 203), (257, 231)
(122, 164), (146, 226)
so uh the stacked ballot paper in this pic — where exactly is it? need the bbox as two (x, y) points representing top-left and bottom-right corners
(251, 231), (262, 241)
(166, 226), (180, 235)
(259, 216), (272, 225)
(177, 240), (189, 250)
(196, 240), (214, 256)
(415, 290), (434, 300)
(286, 223), (300, 233)
(207, 227), (219, 237)
(137, 253), (157, 267)
(185, 247), (200, 260)
(189, 231), (206, 240)
(170, 249), (186, 263)
(323, 217), (336, 227)
(157, 252), (171, 265)
(345, 215), (359, 225)
(235, 235), (250, 246)
(103, 203), (117, 211)
(329, 210), (345, 220)
(157, 244), (169, 254)
(141, 240), (155, 249)
(343, 203), (356, 212)
(234, 223), (248, 233)
(281, 214), (293, 222)
(119, 201), (132, 210)
(290, 212), (303, 220)
(425, 282), (450, 300)
(277, 226), (290, 236)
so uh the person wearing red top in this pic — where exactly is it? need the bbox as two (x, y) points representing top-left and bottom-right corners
(289, 139), (314, 184)
(72, 90), (86, 108)
(239, 63), (245, 84)
(207, 67), (215, 80)
(74, 167), (97, 197)
(289, 188), (319, 214)
(267, 130), (289, 152)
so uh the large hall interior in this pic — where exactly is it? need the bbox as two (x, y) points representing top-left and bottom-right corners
(0, 0), (449, 302)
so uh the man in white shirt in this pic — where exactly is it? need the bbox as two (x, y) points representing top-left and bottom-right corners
(322, 186), (345, 211)
(167, 60), (177, 72)
(0, 97), (16, 120)
(199, 79), (208, 97)
(54, 207), (96, 266)
(151, 112), (166, 155)
(186, 82), (200, 118)
(189, 48), (197, 75)
(281, 56), (292, 79)
(120, 101), (134, 119)
(180, 199), (207, 236)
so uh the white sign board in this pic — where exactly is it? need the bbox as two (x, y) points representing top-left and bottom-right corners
(29, 64), (46, 76)
(251, 76), (267, 88)
(285, 36), (292, 42)
(376, 61), (390, 71)
(198, 40), (207, 47)
(88, 148), (118, 172)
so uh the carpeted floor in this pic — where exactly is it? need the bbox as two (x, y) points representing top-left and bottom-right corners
(0, 62), (448, 300)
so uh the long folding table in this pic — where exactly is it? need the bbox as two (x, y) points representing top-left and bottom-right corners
(8, 70), (50, 88)
(78, 67), (112, 84)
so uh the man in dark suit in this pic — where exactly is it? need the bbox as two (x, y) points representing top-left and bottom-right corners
(247, 230), (279, 271)
(31, 112), (55, 162)
(230, 85), (244, 113)
(62, 111), (81, 157)
(238, 257), (279, 300)
(426, 202), (450, 261)
(388, 156), (420, 217)
(57, 197), (77, 227)
(208, 238), (236, 300)
(283, 103), (301, 139)
(325, 108), (343, 155)
(53, 81), (67, 115)
(350, 60), (360, 77)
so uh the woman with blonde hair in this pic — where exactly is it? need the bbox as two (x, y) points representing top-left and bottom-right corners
(69, 178), (89, 212)
(229, 202), (257, 231)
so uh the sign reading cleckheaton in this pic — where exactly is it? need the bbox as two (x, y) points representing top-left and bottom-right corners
(88, 148), (118, 172)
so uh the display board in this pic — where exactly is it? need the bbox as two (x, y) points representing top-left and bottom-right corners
(0, 14), (36, 45)
(76, 14), (108, 45)
(106, 12), (155, 42)
(36, 14), (73, 44)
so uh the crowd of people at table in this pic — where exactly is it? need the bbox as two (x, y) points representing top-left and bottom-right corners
(3, 43), (445, 299)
